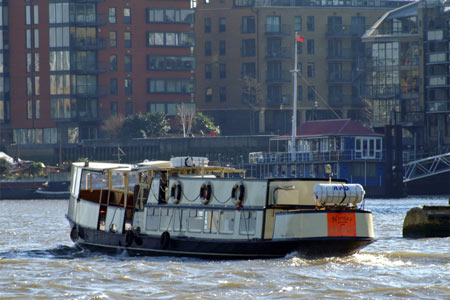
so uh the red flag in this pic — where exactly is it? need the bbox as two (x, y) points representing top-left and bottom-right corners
(296, 35), (304, 43)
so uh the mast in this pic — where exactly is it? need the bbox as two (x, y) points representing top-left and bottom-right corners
(290, 32), (299, 162)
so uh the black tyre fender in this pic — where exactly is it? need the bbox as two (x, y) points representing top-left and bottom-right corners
(160, 231), (170, 249)
(125, 230), (134, 247)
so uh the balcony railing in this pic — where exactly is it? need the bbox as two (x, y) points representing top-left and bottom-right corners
(265, 24), (290, 36)
(69, 13), (107, 26)
(70, 37), (107, 50)
(266, 94), (291, 107)
(327, 48), (364, 60)
(72, 85), (107, 98)
(266, 47), (291, 59)
(362, 85), (400, 99)
(266, 72), (291, 83)
(249, 150), (384, 165)
(72, 61), (107, 74)
(326, 24), (367, 37)
(327, 71), (353, 83)
(426, 100), (450, 113)
(427, 75), (450, 87)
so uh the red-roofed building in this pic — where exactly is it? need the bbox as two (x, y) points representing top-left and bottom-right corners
(248, 119), (386, 197)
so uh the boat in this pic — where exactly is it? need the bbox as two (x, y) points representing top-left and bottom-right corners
(66, 157), (374, 259)
(34, 171), (71, 199)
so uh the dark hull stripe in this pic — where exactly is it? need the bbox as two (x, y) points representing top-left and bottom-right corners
(71, 224), (374, 259)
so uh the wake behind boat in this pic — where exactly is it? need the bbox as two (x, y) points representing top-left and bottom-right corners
(66, 157), (374, 258)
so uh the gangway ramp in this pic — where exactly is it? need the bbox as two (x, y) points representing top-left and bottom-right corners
(403, 152), (450, 182)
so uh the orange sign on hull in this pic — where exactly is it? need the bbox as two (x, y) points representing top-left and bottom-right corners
(327, 212), (357, 237)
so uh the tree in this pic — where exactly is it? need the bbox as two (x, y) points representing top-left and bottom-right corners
(120, 112), (170, 139)
(192, 112), (220, 136)
(102, 115), (125, 139)
(176, 103), (196, 137)
(0, 159), (10, 178)
(242, 76), (264, 134)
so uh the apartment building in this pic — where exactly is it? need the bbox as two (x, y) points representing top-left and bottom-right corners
(363, 0), (450, 155)
(0, 0), (195, 146)
(195, 0), (411, 135)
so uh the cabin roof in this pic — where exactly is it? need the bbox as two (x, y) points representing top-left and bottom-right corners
(272, 119), (383, 140)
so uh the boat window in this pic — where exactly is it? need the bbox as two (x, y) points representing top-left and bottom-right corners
(188, 209), (203, 233)
(145, 207), (159, 231)
(219, 211), (235, 234)
(80, 170), (106, 190)
(159, 208), (173, 231)
(173, 209), (186, 232)
(128, 172), (138, 192)
(239, 211), (256, 236)
(111, 171), (125, 190)
(203, 210), (219, 234)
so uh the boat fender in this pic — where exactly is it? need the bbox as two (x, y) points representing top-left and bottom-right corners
(70, 227), (79, 241)
(170, 181), (183, 204)
(160, 231), (170, 249)
(200, 183), (212, 204)
(232, 183), (245, 206)
(125, 230), (134, 247)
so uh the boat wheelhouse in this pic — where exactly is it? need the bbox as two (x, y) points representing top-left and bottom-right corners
(249, 119), (385, 197)
(66, 157), (374, 259)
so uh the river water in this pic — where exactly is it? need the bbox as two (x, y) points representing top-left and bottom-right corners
(0, 197), (448, 300)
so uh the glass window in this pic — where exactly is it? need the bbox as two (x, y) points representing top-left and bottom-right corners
(219, 17), (226, 32)
(35, 76), (40, 96)
(34, 53), (40, 72)
(34, 29), (39, 49)
(125, 102), (133, 116)
(124, 8), (131, 24)
(266, 16), (280, 33)
(307, 39), (314, 55)
(110, 55), (117, 71)
(125, 54), (132, 72)
(125, 78), (132, 95)
(219, 64), (226, 79)
(109, 31), (116, 47)
(205, 64), (211, 79)
(219, 87), (226, 102)
(26, 77), (33, 96)
(205, 88), (213, 102)
(205, 41), (211, 56)
(26, 29), (32, 49)
(307, 16), (314, 31)
(204, 18), (211, 33)
(26, 6), (31, 25)
(242, 39), (255, 57)
(111, 102), (118, 116)
(294, 16), (302, 32)
(109, 7), (116, 24)
(35, 100), (40, 119)
(26, 53), (32, 73)
(219, 40), (226, 56)
(33, 5), (39, 25)
(110, 78), (117, 95)
(242, 16), (255, 33)
(124, 31), (131, 48)
(27, 100), (32, 119)
(307, 63), (315, 77)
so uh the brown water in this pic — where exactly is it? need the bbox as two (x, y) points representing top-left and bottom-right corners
(0, 198), (449, 299)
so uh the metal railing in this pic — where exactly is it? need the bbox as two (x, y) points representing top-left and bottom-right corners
(249, 150), (384, 164)
(403, 152), (450, 182)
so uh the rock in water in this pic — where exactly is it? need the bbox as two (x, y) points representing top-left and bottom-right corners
(403, 206), (450, 238)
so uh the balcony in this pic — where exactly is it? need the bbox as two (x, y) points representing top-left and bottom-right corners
(70, 37), (106, 50)
(327, 48), (362, 60)
(328, 95), (353, 107)
(362, 85), (400, 99)
(72, 61), (107, 75)
(426, 100), (450, 113)
(266, 94), (291, 107)
(69, 14), (107, 27)
(327, 71), (353, 83)
(426, 52), (448, 64)
(326, 24), (367, 37)
(427, 75), (450, 87)
(266, 72), (291, 83)
(265, 24), (290, 36)
(265, 47), (291, 60)
(72, 85), (107, 98)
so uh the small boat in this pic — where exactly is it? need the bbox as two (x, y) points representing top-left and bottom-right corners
(66, 157), (374, 259)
